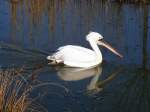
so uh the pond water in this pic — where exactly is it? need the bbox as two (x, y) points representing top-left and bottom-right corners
(0, 0), (150, 112)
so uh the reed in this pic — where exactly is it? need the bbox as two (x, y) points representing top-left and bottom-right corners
(0, 68), (45, 112)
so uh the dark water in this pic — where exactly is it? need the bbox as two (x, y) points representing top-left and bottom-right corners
(0, 0), (150, 112)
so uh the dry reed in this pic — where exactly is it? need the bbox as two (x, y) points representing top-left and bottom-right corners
(0, 68), (46, 112)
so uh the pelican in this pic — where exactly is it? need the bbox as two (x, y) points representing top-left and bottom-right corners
(47, 32), (123, 68)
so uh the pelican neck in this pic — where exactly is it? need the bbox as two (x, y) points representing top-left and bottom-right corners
(88, 40), (102, 60)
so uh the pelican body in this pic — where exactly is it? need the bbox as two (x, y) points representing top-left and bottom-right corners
(47, 32), (123, 68)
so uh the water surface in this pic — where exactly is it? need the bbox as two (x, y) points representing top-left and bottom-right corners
(0, 0), (150, 112)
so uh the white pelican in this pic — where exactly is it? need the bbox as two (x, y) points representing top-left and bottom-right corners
(47, 32), (123, 68)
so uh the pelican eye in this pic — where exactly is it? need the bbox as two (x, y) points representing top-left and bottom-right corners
(98, 38), (103, 41)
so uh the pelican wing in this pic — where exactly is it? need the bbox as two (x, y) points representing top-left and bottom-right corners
(53, 45), (96, 62)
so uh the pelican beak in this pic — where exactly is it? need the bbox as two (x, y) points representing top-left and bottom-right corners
(97, 39), (123, 58)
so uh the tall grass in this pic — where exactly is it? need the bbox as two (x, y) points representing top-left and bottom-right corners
(0, 68), (46, 112)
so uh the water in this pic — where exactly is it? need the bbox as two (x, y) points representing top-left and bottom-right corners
(0, 0), (150, 112)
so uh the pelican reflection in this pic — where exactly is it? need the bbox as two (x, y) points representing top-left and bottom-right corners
(56, 66), (122, 92)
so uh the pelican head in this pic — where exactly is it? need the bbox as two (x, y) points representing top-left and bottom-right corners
(86, 31), (123, 58)
(86, 32), (103, 41)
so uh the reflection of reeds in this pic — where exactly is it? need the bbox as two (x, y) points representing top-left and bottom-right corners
(27, 0), (48, 25)
(0, 69), (46, 112)
(142, 6), (148, 70)
(114, 0), (150, 4)
(9, 0), (69, 45)
(114, 69), (150, 112)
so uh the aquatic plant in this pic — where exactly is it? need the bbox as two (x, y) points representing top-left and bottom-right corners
(0, 68), (46, 112)
(0, 66), (70, 112)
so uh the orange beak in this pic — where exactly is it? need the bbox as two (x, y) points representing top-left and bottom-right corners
(97, 40), (123, 58)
